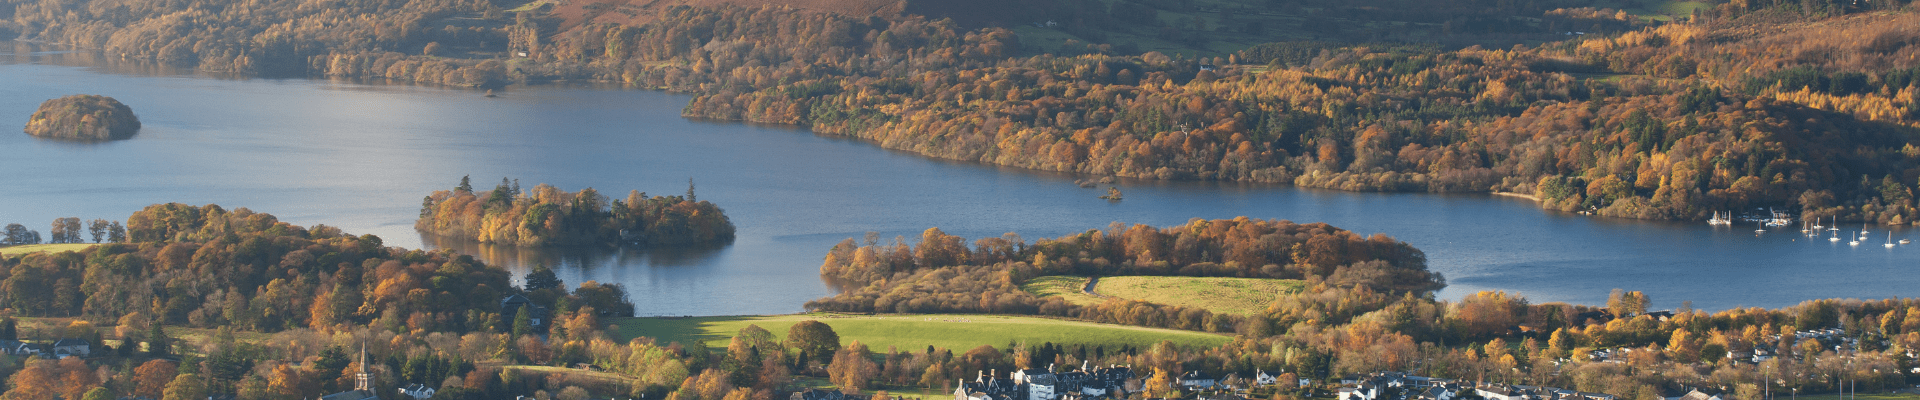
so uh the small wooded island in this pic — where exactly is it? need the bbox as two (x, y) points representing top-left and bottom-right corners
(22, 94), (141, 140)
(417, 176), (735, 247)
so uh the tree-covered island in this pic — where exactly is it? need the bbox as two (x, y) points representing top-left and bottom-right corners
(22, 95), (141, 141)
(417, 177), (736, 246)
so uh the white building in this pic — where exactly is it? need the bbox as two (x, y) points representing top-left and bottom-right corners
(1339, 385), (1379, 400)
(399, 383), (436, 399)
(51, 339), (88, 359)
(1028, 374), (1058, 400)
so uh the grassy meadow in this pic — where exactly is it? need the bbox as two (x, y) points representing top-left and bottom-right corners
(1019, 276), (1105, 306)
(0, 243), (96, 256)
(1023, 275), (1303, 316)
(607, 313), (1230, 351)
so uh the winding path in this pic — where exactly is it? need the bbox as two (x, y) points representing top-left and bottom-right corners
(1083, 276), (1104, 298)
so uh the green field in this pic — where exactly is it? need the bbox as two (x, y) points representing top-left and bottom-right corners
(1654, 1), (1714, 16)
(1024, 275), (1303, 316)
(1020, 276), (1105, 306)
(607, 313), (1230, 351)
(0, 243), (96, 256)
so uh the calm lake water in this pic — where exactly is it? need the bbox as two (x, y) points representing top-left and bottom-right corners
(2, 45), (1913, 315)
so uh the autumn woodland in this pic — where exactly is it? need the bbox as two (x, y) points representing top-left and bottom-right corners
(416, 177), (736, 247)
(3, 0), (1920, 398)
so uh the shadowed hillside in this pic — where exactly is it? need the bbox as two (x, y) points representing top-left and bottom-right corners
(544, 0), (908, 32)
(537, 0), (1665, 57)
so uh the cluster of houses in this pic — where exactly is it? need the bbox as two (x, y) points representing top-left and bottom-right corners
(1335, 373), (1619, 400)
(0, 338), (91, 359)
(953, 362), (1138, 400)
(1586, 327), (1860, 365)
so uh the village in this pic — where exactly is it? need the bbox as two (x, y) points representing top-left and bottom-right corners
(0, 322), (1875, 400)
(0, 292), (1891, 400)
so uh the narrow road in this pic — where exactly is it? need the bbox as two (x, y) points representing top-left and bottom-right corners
(1083, 276), (1104, 298)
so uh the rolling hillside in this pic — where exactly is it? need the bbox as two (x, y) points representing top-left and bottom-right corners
(608, 313), (1233, 351)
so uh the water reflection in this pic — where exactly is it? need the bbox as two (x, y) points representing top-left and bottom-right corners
(421, 234), (730, 285)
(2, 42), (217, 78)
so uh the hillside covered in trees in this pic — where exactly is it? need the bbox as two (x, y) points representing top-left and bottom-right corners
(417, 177), (735, 246)
(667, 9), (1920, 223)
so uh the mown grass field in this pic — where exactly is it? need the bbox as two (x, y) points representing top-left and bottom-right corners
(1023, 275), (1303, 316)
(0, 243), (95, 256)
(607, 313), (1230, 351)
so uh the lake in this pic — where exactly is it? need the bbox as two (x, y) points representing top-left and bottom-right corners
(2, 44), (1912, 316)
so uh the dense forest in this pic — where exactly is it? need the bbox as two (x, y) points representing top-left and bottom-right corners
(808, 218), (1442, 334)
(417, 177), (736, 246)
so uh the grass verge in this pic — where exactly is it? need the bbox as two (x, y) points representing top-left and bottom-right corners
(0, 243), (96, 256)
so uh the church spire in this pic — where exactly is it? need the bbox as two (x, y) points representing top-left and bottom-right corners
(355, 343), (371, 391)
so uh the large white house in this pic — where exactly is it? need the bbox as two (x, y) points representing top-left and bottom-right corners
(51, 338), (88, 359)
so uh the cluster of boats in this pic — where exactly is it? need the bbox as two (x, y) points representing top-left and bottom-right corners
(1806, 217), (1911, 247)
(1713, 211), (1913, 247)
